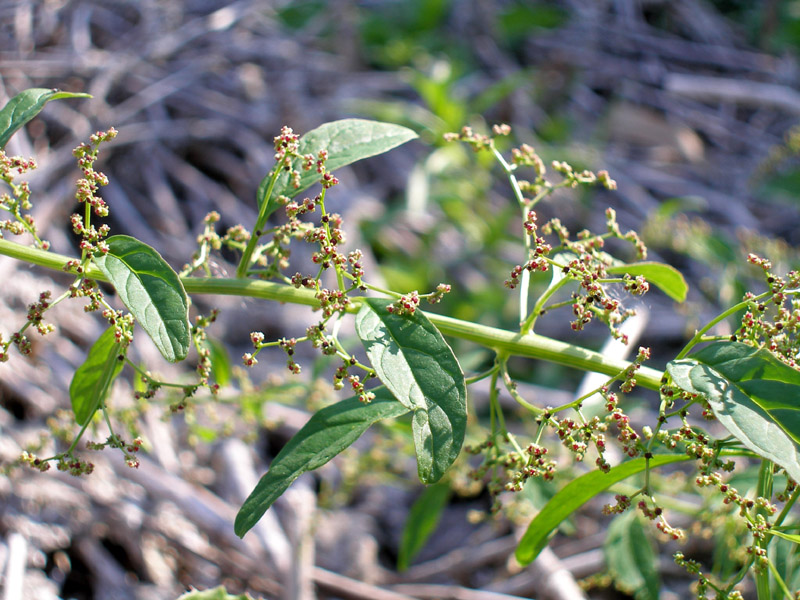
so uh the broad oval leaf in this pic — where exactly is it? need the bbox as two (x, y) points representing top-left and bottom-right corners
(606, 262), (688, 302)
(355, 298), (467, 484)
(257, 119), (418, 219)
(604, 511), (660, 600)
(516, 454), (692, 565)
(0, 88), (91, 149)
(398, 482), (451, 571)
(69, 326), (125, 425)
(235, 388), (409, 537)
(94, 235), (190, 362)
(666, 341), (800, 482)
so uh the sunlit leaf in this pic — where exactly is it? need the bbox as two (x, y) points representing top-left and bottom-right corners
(516, 454), (693, 564)
(606, 261), (688, 302)
(770, 530), (800, 545)
(0, 88), (91, 149)
(94, 235), (190, 362)
(257, 119), (418, 219)
(355, 298), (467, 483)
(667, 342), (800, 482)
(177, 586), (258, 600)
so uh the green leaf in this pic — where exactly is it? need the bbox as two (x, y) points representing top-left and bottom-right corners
(93, 235), (190, 362)
(69, 326), (125, 425)
(397, 482), (451, 571)
(205, 338), (232, 387)
(234, 388), (409, 537)
(516, 454), (692, 565)
(0, 88), (91, 149)
(770, 530), (800, 545)
(355, 298), (467, 484)
(176, 587), (259, 600)
(257, 119), (418, 218)
(606, 261), (688, 302)
(604, 511), (660, 600)
(667, 342), (800, 482)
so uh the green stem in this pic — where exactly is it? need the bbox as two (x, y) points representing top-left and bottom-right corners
(0, 238), (667, 390)
(773, 486), (800, 530)
(755, 459), (774, 600)
(521, 274), (569, 334)
(675, 291), (771, 359)
(491, 147), (531, 324)
(235, 166), (282, 278)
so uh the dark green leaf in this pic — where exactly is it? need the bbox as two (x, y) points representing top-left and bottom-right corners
(606, 262), (688, 302)
(94, 235), (190, 362)
(69, 326), (125, 425)
(398, 482), (451, 571)
(355, 298), (467, 484)
(0, 88), (91, 149)
(516, 454), (691, 564)
(235, 388), (409, 537)
(667, 342), (800, 482)
(257, 119), (418, 218)
(605, 511), (660, 600)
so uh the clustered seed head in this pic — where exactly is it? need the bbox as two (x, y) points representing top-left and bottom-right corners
(638, 499), (685, 541)
(86, 434), (143, 469)
(603, 494), (632, 515)
(443, 126), (494, 151)
(0, 149), (49, 249)
(427, 283), (451, 304)
(730, 257), (800, 369)
(26, 291), (55, 336)
(387, 291), (420, 316)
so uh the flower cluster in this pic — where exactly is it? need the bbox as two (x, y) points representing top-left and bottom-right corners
(505, 211), (552, 288)
(443, 125), (494, 151)
(387, 291), (420, 316)
(602, 389), (642, 458)
(192, 309), (221, 393)
(87, 435), (143, 469)
(638, 498), (685, 541)
(26, 291), (55, 336)
(730, 257), (800, 369)
(0, 150), (49, 249)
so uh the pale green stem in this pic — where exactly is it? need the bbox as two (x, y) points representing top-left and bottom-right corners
(521, 275), (569, 334)
(755, 459), (774, 600)
(768, 558), (794, 600)
(773, 486), (800, 530)
(675, 290), (772, 359)
(235, 166), (281, 278)
(0, 238), (667, 390)
(490, 148), (531, 324)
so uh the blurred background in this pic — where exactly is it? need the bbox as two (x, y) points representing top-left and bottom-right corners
(2, 1), (800, 599)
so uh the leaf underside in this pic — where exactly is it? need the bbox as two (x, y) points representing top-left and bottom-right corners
(667, 341), (800, 482)
(355, 298), (467, 484)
